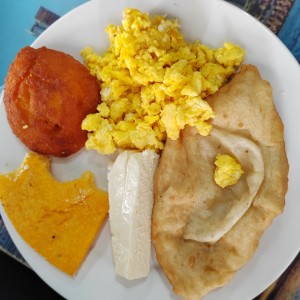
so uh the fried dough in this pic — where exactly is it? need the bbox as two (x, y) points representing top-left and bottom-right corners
(4, 46), (100, 157)
(152, 65), (288, 300)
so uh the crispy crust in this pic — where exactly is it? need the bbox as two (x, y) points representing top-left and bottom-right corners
(4, 46), (100, 157)
(152, 65), (288, 300)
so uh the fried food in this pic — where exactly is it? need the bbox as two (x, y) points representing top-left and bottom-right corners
(152, 65), (288, 300)
(182, 127), (265, 243)
(0, 152), (109, 275)
(4, 46), (100, 157)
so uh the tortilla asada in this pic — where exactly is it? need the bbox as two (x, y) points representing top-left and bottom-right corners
(152, 65), (288, 300)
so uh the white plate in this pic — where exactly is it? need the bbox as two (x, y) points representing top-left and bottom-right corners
(1, 0), (300, 299)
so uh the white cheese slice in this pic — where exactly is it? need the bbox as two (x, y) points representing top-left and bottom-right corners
(108, 150), (159, 280)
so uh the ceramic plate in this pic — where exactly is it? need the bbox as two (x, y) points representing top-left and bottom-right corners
(1, 0), (300, 299)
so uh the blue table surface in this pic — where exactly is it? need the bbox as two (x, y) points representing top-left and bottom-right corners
(0, 0), (88, 89)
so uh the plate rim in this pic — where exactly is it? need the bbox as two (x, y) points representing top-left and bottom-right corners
(1, 0), (300, 299)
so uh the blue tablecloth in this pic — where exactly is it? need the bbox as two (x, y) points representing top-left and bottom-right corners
(0, 0), (88, 89)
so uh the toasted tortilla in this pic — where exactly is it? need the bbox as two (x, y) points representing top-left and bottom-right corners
(152, 65), (288, 300)
(182, 127), (265, 243)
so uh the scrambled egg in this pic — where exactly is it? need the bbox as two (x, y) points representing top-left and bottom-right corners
(214, 154), (244, 188)
(81, 8), (245, 154)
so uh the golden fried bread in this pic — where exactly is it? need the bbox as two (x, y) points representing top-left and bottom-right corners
(152, 65), (288, 300)
(4, 46), (100, 157)
(181, 127), (265, 243)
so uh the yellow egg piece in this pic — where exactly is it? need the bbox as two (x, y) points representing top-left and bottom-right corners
(214, 154), (244, 188)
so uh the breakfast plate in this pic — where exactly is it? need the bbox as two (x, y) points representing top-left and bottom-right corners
(1, 0), (300, 299)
